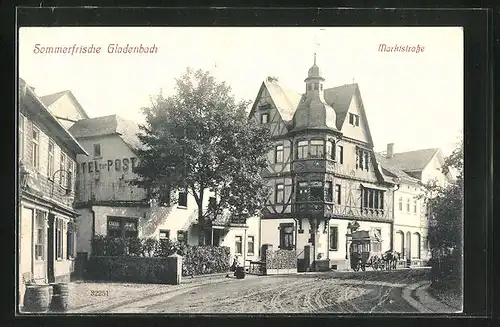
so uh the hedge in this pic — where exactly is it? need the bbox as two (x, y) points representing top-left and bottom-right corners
(265, 248), (297, 269)
(87, 256), (170, 283)
(182, 246), (231, 276)
(90, 235), (231, 279)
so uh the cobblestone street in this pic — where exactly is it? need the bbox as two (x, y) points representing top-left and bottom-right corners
(67, 268), (460, 314)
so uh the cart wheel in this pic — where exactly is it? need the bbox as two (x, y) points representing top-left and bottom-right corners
(361, 264), (366, 272)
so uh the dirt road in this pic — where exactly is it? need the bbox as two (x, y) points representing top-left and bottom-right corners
(106, 269), (428, 313)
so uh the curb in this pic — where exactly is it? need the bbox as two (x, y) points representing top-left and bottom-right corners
(401, 281), (459, 313)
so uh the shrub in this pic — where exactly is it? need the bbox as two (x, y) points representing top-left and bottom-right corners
(127, 237), (142, 256)
(142, 238), (159, 257)
(87, 256), (170, 284)
(265, 249), (297, 269)
(182, 246), (231, 276)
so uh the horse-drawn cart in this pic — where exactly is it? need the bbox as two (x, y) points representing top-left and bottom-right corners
(349, 230), (384, 271)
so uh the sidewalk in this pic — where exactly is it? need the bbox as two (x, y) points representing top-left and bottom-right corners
(401, 281), (461, 313)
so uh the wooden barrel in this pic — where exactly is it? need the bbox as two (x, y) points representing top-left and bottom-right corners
(235, 266), (245, 279)
(49, 283), (70, 312)
(23, 285), (51, 312)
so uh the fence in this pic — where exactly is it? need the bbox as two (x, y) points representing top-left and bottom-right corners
(75, 181), (147, 203)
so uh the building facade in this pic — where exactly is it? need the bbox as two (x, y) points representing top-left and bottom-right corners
(69, 114), (260, 262)
(18, 79), (88, 306)
(378, 144), (451, 265)
(40, 90), (89, 129)
(250, 57), (396, 270)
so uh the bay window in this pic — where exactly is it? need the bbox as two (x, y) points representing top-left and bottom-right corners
(309, 181), (323, 201)
(297, 140), (308, 159)
(297, 182), (309, 201)
(310, 140), (324, 158)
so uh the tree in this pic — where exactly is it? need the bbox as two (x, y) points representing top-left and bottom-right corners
(422, 141), (463, 290)
(132, 67), (272, 226)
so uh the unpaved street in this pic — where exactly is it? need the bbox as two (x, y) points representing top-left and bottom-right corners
(98, 269), (429, 313)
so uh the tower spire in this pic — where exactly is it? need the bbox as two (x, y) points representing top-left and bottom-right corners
(314, 53), (317, 65)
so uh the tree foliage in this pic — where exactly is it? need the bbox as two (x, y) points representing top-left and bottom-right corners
(132, 67), (272, 223)
(422, 141), (463, 289)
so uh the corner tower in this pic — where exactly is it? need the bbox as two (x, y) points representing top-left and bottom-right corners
(292, 54), (338, 132)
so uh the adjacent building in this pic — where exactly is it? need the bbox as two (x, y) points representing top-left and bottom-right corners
(249, 56), (397, 270)
(377, 144), (451, 265)
(18, 79), (88, 306)
(67, 114), (260, 262)
(40, 90), (90, 129)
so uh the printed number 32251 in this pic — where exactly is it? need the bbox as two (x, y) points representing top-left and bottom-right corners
(90, 290), (109, 296)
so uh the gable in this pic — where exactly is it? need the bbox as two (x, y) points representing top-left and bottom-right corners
(340, 93), (372, 145)
(248, 82), (289, 137)
(45, 92), (88, 128)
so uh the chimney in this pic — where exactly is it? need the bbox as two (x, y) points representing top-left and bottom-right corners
(387, 143), (395, 158)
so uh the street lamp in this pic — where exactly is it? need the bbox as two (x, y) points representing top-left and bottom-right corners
(50, 169), (73, 198)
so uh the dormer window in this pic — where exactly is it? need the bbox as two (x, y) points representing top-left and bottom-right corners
(261, 113), (269, 124)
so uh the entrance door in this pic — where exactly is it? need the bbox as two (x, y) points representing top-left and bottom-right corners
(212, 229), (222, 246)
(47, 214), (55, 283)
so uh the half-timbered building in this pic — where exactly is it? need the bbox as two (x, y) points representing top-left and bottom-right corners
(249, 55), (397, 270)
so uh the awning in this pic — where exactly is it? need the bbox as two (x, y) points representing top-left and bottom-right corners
(360, 183), (387, 191)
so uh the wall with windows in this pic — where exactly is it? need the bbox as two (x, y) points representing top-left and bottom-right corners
(392, 182), (428, 260)
(219, 215), (260, 265)
(19, 111), (77, 208)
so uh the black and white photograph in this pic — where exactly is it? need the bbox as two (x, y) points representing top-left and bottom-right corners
(17, 26), (464, 314)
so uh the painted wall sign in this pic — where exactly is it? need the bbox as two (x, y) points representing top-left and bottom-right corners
(79, 157), (138, 174)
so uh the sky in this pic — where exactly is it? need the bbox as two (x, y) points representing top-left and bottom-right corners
(18, 27), (463, 156)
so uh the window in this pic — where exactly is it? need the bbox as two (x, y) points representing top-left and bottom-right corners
(310, 140), (324, 158)
(275, 184), (284, 204)
(235, 236), (242, 254)
(159, 229), (170, 240)
(356, 147), (370, 170)
(349, 113), (359, 126)
(328, 226), (338, 251)
(35, 210), (45, 260)
(297, 140), (308, 159)
(399, 197), (403, 211)
(177, 230), (188, 244)
(413, 199), (418, 214)
(66, 159), (73, 190)
(32, 126), (40, 169)
(325, 181), (333, 202)
(19, 114), (25, 160)
(326, 140), (336, 160)
(275, 144), (284, 163)
(364, 151), (370, 171)
(362, 188), (385, 210)
(336, 184), (342, 204)
(67, 222), (75, 259)
(247, 236), (255, 255)
(406, 198), (411, 212)
(297, 182), (309, 201)
(93, 143), (101, 158)
(107, 217), (138, 238)
(47, 141), (55, 178)
(372, 242), (382, 252)
(309, 181), (323, 201)
(320, 84), (323, 91)
(314, 83), (319, 90)
(337, 145), (344, 164)
(307, 84), (312, 91)
(178, 189), (188, 207)
(279, 223), (294, 250)
(260, 113), (269, 124)
(59, 153), (66, 186)
(55, 218), (64, 260)
(159, 187), (171, 206)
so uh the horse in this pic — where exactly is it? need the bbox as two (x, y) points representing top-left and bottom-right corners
(382, 250), (401, 270)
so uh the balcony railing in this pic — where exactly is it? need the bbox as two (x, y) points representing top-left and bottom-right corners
(75, 181), (148, 203)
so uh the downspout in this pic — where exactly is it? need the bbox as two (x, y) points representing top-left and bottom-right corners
(258, 214), (262, 260)
(391, 180), (400, 252)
